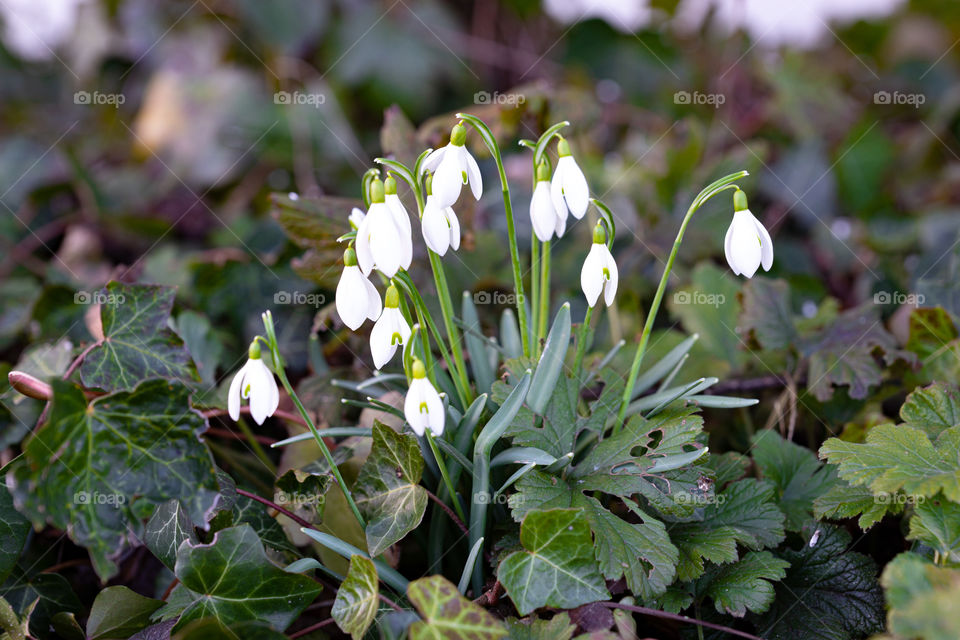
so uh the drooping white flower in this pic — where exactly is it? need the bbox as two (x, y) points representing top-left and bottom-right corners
(551, 138), (589, 221)
(421, 192), (461, 256)
(336, 247), (382, 330)
(370, 284), (411, 369)
(383, 176), (413, 270)
(228, 340), (280, 425)
(355, 178), (407, 278)
(724, 189), (773, 279)
(580, 224), (618, 307)
(530, 162), (565, 242)
(404, 359), (444, 437)
(348, 207), (365, 229)
(420, 122), (482, 209)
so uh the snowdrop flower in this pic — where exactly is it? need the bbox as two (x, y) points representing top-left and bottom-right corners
(580, 224), (618, 307)
(355, 178), (409, 277)
(420, 122), (482, 209)
(421, 175), (461, 256)
(370, 284), (411, 369)
(348, 207), (364, 230)
(551, 138), (589, 221)
(724, 189), (773, 279)
(228, 340), (280, 425)
(336, 247), (382, 330)
(530, 161), (565, 242)
(383, 176), (413, 269)
(404, 359), (444, 437)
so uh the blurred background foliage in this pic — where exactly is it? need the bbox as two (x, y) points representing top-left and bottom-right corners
(2, 0), (960, 491)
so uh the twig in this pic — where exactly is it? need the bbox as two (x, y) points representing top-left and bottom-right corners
(62, 341), (102, 380)
(424, 488), (468, 536)
(39, 558), (87, 573)
(161, 578), (179, 600)
(290, 618), (335, 638)
(236, 488), (315, 530)
(602, 602), (766, 640)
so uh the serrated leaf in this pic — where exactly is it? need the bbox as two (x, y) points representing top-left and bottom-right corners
(813, 481), (899, 530)
(906, 307), (960, 382)
(907, 496), (960, 562)
(751, 430), (838, 530)
(498, 508), (609, 615)
(407, 574), (507, 640)
(18, 380), (218, 579)
(800, 305), (913, 401)
(0, 484), (29, 584)
(697, 551), (789, 617)
(819, 423), (960, 502)
(145, 500), (200, 570)
(354, 422), (428, 556)
(898, 381), (960, 438)
(162, 524), (320, 631)
(332, 555), (379, 640)
(86, 586), (163, 640)
(79, 282), (198, 391)
(669, 479), (786, 580)
(504, 612), (576, 640)
(754, 524), (884, 640)
(881, 552), (960, 640)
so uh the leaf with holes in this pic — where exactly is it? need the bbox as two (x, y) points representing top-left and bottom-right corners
(79, 282), (198, 391)
(15, 379), (218, 579)
(498, 508), (609, 615)
(332, 555), (379, 640)
(407, 575), (507, 639)
(354, 421), (427, 556)
(159, 524), (320, 631)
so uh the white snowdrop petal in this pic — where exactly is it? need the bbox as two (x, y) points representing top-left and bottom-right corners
(433, 150), (463, 209)
(550, 166), (567, 221)
(464, 148), (483, 200)
(363, 275), (382, 321)
(420, 147), (444, 174)
(247, 362), (273, 425)
(227, 362), (248, 421)
(425, 386), (445, 436)
(603, 249), (619, 307)
(559, 156), (589, 219)
(580, 244), (605, 307)
(336, 266), (368, 331)
(421, 199), (450, 255)
(354, 216), (374, 276)
(724, 219), (738, 275)
(404, 381), (427, 436)
(530, 182), (555, 242)
(754, 213), (774, 271)
(447, 208), (461, 251)
(730, 211), (762, 278)
(370, 313), (397, 369)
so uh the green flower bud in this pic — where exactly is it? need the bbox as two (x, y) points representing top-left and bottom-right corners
(592, 223), (606, 245)
(733, 188), (748, 212)
(557, 137), (572, 158)
(450, 122), (466, 146)
(248, 339), (261, 360)
(412, 359), (426, 379)
(384, 175), (398, 195)
(385, 283), (400, 308)
(343, 247), (358, 267)
(370, 178), (385, 203)
(536, 160), (551, 182)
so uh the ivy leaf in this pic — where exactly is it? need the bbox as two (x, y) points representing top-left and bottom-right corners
(813, 482), (899, 531)
(754, 524), (884, 640)
(0, 484), (29, 584)
(407, 575), (507, 640)
(161, 524), (321, 631)
(332, 555), (379, 640)
(881, 552), (960, 640)
(0, 571), (83, 640)
(819, 423), (960, 502)
(79, 282), (198, 392)
(274, 468), (330, 526)
(668, 479), (786, 581)
(354, 422), (428, 556)
(144, 500), (200, 571)
(906, 496), (960, 562)
(800, 305), (913, 401)
(751, 430), (838, 530)
(696, 551), (790, 617)
(498, 508), (609, 615)
(214, 472), (299, 555)
(86, 586), (163, 640)
(504, 612), (576, 640)
(17, 380), (218, 579)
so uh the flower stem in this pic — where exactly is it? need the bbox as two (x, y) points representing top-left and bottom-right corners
(425, 432), (467, 523)
(573, 304), (594, 379)
(530, 236), (540, 348)
(427, 251), (474, 405)
(260, 313), (366, 530)
(537, 240), (551, 350)
(614, 172), (747, 435)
